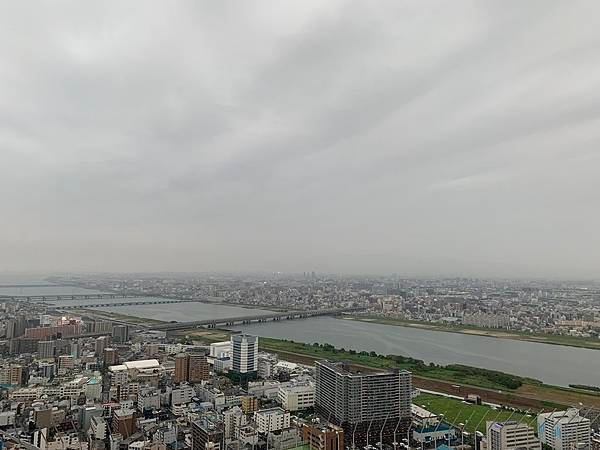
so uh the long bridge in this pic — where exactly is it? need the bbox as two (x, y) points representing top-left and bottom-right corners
(54, 299), (198, 310)
(0, 283), (74, 288)
(151, 307), (364, 331)
(0, 293), (145, 302)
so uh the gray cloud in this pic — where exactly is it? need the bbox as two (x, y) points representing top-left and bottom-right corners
(1, 0), (600, 278)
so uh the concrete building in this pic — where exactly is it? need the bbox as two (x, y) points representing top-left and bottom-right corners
(486, 420), (540, 450)
(223, 406), (247, 439)
(278, 382), (315, 411)
(209, 341), (231, 359)
(0, 365), (22, 385)
(171, 385), (195, 405)
(192, 418), (224, 450)
(537, 409), (591, 450)
(38, 340), (56, 359)
(104, 348), (118, 365)
(112, 325), (129, 344)
(254, 408), (290, 433)
(175, 353), (209, 383)
(189, 353), (209, 382)
(174, 354), (189, 383)
(314, 360), (412, 448)
(112, 408), (136, 438)
(303, 424), (344, 450)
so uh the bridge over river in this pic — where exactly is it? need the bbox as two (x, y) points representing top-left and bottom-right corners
(53, 299), (198, 310)
(150, 307), (365, 331)
(0, 293), (145, 302)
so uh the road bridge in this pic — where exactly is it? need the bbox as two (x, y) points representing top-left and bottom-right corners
(151, 307), (365, 331)
(54, 299), (197, 310)
(0, 283), (73, 288)
(0, 293), (144, 302)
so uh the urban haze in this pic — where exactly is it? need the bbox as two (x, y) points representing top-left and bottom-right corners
(2, 1), (600, 278)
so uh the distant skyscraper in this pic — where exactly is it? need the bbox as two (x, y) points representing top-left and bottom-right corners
(112, 325), (129, 344)
(38, 340), (56, 359)
(314, 360), (412, 448)
(95, 336), (109, 357)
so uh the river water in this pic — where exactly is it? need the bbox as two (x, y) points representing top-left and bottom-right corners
(231, 317), (600, 387)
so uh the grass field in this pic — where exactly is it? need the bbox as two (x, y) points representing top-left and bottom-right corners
(415, 394), (537, 435)
(259, 338), (530, 391)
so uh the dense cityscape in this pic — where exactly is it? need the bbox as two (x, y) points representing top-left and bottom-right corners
(1, 275), (600, 450)
(3, 1), (600, 450)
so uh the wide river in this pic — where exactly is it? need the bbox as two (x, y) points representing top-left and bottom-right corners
(231, 317), (600, 387)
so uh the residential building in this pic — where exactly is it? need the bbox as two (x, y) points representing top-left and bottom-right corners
(314, 360), (411, 447)
(192, 418), (224, 450)
(537, 409), (591, 450)
(486, 420), (540, 450)
(303, 424), (344, 450)
(254, 407), (290, 433)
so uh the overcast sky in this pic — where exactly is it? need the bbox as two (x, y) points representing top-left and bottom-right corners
(1, 1), (599, 278)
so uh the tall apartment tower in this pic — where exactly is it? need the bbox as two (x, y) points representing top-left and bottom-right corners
(188, 353), (209, 382)
(112, 325), (129, 344)
(486, 420), (541, 450)
(314, 360), (412, 448)
(174, 354), (188, 383)
(537, 409), (591, 450)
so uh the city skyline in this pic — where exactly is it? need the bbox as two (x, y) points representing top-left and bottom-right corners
(2, 2), (600, 278)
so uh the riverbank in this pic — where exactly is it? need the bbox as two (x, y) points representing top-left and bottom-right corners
(259, 338), (600, 409)
(343, 315), (600, 350)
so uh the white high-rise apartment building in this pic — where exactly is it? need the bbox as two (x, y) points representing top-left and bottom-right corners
(232, 335), (258, 374)
(537, 409), (590, 450)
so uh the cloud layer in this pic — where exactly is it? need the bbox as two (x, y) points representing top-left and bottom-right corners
(1, 1), (600, 277)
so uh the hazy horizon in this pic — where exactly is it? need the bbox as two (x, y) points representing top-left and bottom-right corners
(2, 2), (600, 278)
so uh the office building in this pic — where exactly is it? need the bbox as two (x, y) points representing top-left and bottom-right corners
(278, 382), (315, 411)
(486, 420), (540, 450)
(315, 360), (411, 447)
(232, 335), (258, 373)
(231, 335), (258, 386)
(537, 409), (591, 450)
